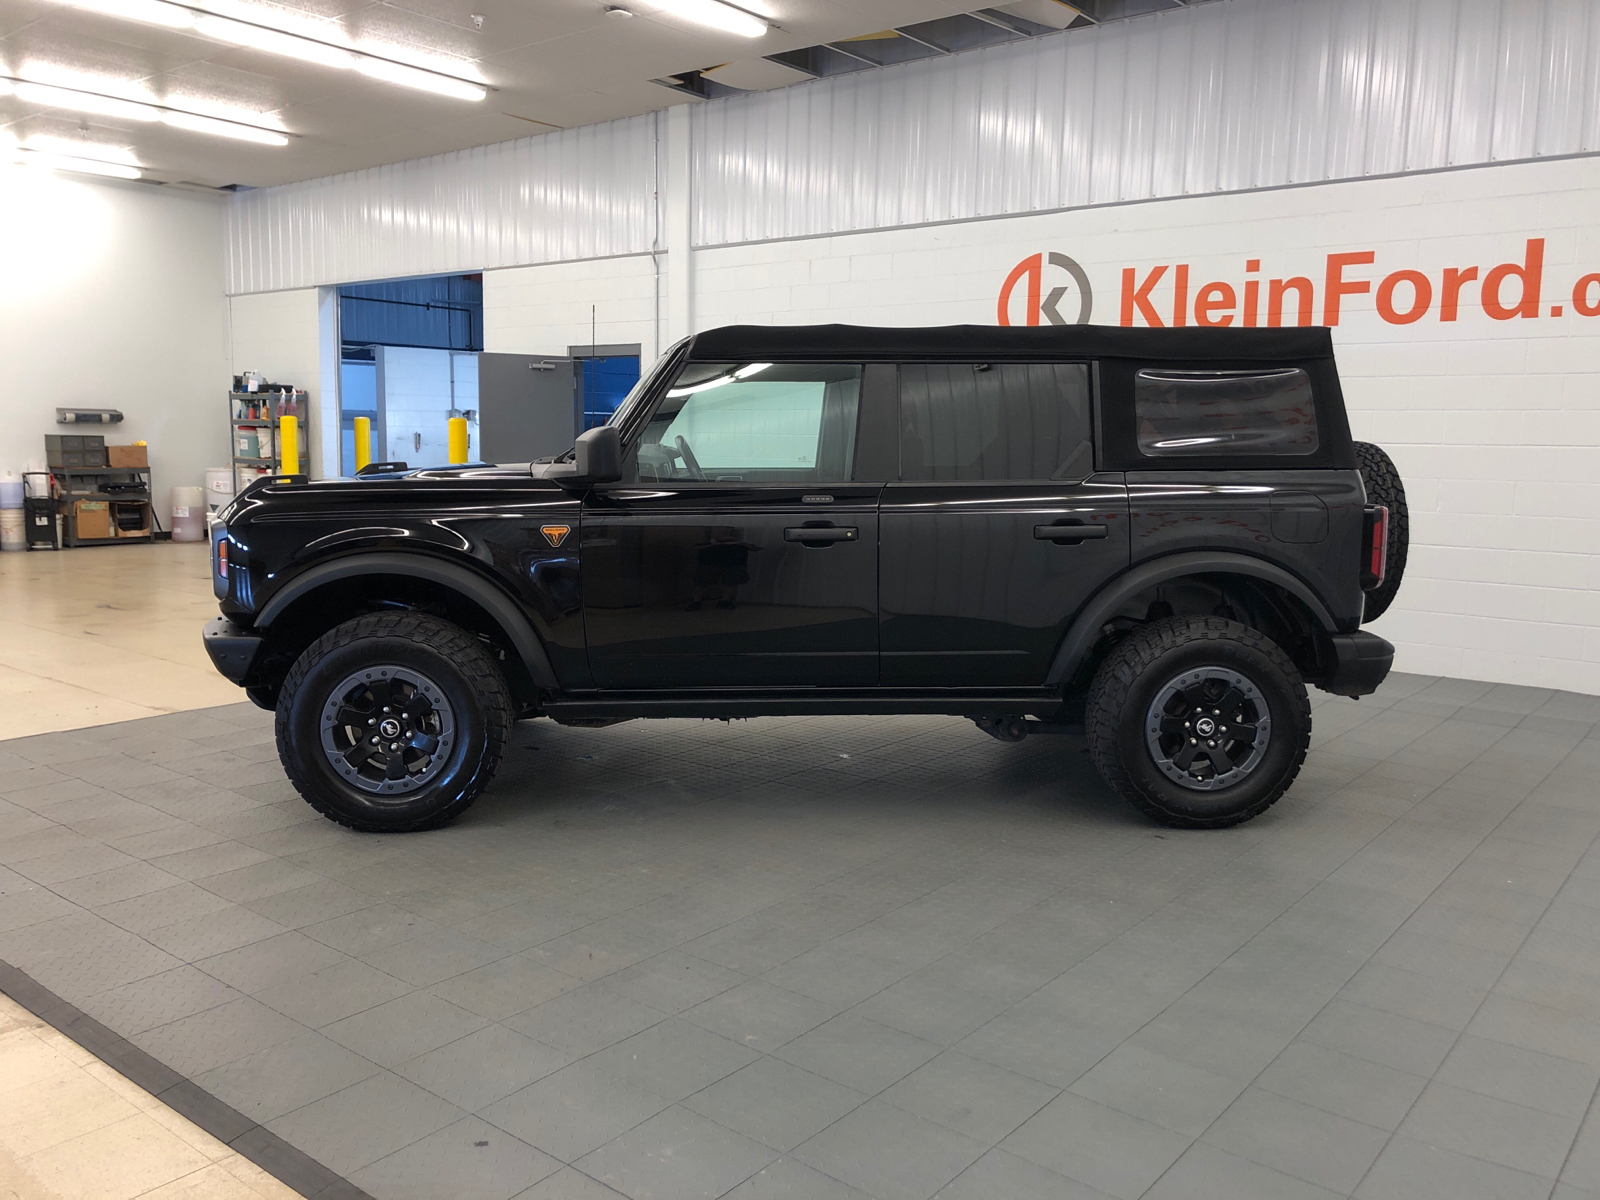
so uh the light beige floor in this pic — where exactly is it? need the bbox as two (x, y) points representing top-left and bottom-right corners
(0, 541), (242, 737)
(2, 543), (302, 1198)
(0, 994), (302, 1200)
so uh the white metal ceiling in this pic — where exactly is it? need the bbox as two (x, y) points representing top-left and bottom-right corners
(225, 0), (1600, 294)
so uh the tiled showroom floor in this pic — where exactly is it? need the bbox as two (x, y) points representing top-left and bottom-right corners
(2, 675), (1599, 1200)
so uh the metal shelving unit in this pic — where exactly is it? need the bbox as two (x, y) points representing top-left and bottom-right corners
(230, 390), (307, 490)
(47, 465), (153, 548)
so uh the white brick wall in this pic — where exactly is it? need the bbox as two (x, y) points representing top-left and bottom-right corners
(483, 256), (659, 359)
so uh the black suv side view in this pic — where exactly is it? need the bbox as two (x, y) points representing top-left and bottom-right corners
(204, 324), (1404, 832)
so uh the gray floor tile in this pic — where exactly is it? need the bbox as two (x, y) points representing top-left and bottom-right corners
(512, 1167), (629, 1199)
(933, 1149), (1113, 1199)
(77, 964), (246, 1035)
(135, 995), (310, 1076)
(999, 1091), (1192, 1199)
(1397, 1080), (1578, 1178)
(351, 1116), (562, 1200)
(1355, 1134), (1554, 1200)
(197, 857), (324, 903)
(49, 861), (183, 908)
(1144, 1143), (1346, 1200)
(503, 979), (669, 1057)
(143, 906), (289, 960)
(793, 1097), (987, 1200)
(253, 957), (414, 1026)
(267, 1070), (466, 1176)
(1299, 997), (1460, 1078)
(428, 954), (584, 1021)
(196, 929), (350, 993)
(149, 840), (275, 881)
(396, 1024), (571, 1111)
(683, 1057), (867, 1152)
(1202, 1086), (1388, 1194)
(1068, 1043), (1246, 1137)
(586, 1018), (760, 1102)
(194, 1030), (383, 1122)
(300, 901), (442, 957)
(603, 950), (749, 1013)
(774, 1013), (942, 1095)
(481, 1060), (672, 1162)
(879, 1050), (1058, 1146)
(578, 1105), (777, 1200)
(1434, 1033), (1600, 1118)
(1255, 1040), (1428, 1131)
(365, 925), (511, 987)
(244, 878), (379, 929)
(722, 1157), (873, 1199)
(322, 989), (489, 1066)
(680, 978), (842, 1051)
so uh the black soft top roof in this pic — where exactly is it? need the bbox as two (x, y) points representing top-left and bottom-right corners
(686, 323), (1334, 363)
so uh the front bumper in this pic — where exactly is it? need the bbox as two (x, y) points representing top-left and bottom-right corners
(202, 616), (264, 685)
(1318, 631), (1394, 698)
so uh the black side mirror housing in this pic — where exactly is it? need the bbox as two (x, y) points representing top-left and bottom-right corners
(571, 425), (622, 485)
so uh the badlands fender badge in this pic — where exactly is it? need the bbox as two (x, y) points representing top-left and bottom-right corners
(540, 524), (571, 548)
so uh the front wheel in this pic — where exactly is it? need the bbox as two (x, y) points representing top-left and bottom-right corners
(275, 611), (513, 832)
(1085, 616), (1311, 829)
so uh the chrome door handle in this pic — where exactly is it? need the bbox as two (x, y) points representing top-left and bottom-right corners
(784, 526), (858, 544)
(1034, 523), (1108, 544)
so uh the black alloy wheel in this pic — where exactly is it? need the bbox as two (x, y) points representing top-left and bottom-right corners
(275, 611), (512, 832)
(1086, 615), (1311, 828)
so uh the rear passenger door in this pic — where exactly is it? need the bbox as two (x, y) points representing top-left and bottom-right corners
(879, 362), (1129, 687)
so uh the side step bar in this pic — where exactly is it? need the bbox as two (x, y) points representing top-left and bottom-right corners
(541, 688), (1064, 721)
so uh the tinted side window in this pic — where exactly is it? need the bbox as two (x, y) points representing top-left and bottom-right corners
(899, 363), (1093, 481)
(634, 363), (861, 483)
(1134, 368), (1317, 457)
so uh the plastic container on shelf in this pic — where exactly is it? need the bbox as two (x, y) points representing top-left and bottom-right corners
(205, 467), (233, 512)
(0, 507), (24, 551)
(171, 486), (206, 542)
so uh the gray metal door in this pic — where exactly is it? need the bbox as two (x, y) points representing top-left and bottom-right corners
(477, 353), (575, 464)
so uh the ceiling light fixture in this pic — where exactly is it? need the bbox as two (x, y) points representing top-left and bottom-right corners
(11, 146), (143, 178)
(52, 0), (488, 100)
(3, 75), (290, 144)
(653, 0), (769, 38)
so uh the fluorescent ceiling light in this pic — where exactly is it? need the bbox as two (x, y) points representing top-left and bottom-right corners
(5, 75), (290, 144)
(24, 134), (141, 163)
(654, 0), (769, 38)
(12, 146), (143, 178)
(53, 0), (487, 100)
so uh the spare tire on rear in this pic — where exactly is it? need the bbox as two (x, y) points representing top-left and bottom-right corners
(1354, 441), (1408, 622)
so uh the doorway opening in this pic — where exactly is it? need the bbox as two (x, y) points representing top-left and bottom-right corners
(337, 275), (484, 476)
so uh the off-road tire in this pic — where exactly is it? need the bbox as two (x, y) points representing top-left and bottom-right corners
(1354, 441), (1408, 622)
(1085, 616), (1311, 829)
(275, 611), (513, 832)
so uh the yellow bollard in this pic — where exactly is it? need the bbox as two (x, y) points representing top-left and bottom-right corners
(448, 416), (469, 464)
(354, 416), (371, 473)
(278, 414), (299, 473)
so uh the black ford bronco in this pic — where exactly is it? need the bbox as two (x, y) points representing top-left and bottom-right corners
(204, 324), (1404, 832)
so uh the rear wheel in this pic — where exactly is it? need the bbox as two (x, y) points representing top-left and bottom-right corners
(1086, 616), (1311, 828)
(275, 611), (512, 832)
(1354, 441), (1408, 622)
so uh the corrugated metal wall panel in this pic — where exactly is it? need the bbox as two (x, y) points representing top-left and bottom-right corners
(690, 0), (1600, 247)
(224, 114), (656, 295)
(224, 0), (1598, 292)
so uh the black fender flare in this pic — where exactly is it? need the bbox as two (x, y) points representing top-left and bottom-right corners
(254, 552), (558, 689)
(1044, 551), (1338, 687)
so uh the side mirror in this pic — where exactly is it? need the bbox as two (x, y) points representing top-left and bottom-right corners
(571, 425), (622, 485)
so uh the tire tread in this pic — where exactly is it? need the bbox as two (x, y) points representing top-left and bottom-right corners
(274, 611), (513, 833)
(1085, 615), (1311, 829)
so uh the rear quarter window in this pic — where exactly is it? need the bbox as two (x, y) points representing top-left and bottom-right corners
(1134, 368), (1318, 457)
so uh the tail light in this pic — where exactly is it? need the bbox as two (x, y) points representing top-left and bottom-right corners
(1361, 505), (1388, 590)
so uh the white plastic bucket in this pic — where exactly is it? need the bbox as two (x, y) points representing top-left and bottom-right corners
(205, 467), (233, 512)
(0, 508), (24, 551)
(0, 475), (22, 509)
(171, 485), (206, 542)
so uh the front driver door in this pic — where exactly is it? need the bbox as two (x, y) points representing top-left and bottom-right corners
(581, 361), (882, 689)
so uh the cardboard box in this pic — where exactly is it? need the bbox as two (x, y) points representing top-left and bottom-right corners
(107, 444), (148, 468)
(73, 500), (111, 540)
(111, 500), (151, 538)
